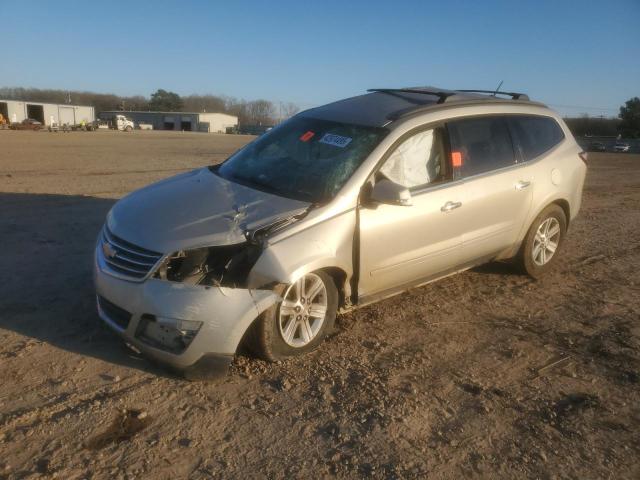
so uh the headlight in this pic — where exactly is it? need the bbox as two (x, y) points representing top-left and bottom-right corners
(153, 242), (262, 288)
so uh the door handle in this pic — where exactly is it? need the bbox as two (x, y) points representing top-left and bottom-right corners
(441, 201), (462, 212)
(515, 180), (531, 190)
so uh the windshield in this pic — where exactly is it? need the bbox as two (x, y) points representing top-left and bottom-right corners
(217, 117), (387, 203)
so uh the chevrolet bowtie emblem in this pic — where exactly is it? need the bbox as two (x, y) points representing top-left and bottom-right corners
(102, 242), (117, 259)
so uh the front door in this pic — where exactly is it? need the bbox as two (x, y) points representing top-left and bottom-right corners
(358, 126), (464, 297)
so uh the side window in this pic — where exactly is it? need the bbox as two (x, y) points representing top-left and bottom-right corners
(447, 116), (515, 178)
(509, 116), (565, 161)
(378, 127), (447, 189)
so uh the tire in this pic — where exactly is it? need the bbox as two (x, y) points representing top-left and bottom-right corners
(246, 270), (338, 361)
(125, 126), (133, 132)
(517, 204), (567, 278)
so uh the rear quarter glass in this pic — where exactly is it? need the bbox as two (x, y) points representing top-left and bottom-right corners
(508, 115), (565, 161)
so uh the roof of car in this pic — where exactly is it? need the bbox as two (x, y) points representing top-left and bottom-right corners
(300, 87), (545, 127)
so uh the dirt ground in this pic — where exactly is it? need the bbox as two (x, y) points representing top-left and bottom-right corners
(1, 130), (639, 479)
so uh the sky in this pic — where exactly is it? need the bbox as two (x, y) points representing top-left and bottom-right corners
(1, 0), (639, 117)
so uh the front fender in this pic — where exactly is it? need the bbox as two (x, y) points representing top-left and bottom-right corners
(247, 210), (355, 288)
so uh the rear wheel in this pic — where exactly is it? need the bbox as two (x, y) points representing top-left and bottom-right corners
(247, 271), (338, 361)
(518, 204), (567, 278)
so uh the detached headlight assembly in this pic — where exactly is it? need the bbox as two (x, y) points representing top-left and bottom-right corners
(153, 242), (262, 288)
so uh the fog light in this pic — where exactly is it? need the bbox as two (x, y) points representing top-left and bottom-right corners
(135, 315), (202, 354)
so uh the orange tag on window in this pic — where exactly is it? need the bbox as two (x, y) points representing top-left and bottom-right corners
(452, 151), (463, 167)
(300, 131), (315, 142)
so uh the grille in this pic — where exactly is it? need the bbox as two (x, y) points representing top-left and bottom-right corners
(101, 227), (163, 279)
(97, 295), (132, 330)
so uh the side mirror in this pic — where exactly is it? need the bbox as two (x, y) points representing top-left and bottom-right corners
(369, 179), (412, 206)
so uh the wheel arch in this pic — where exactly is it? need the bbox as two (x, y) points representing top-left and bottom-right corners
(526, 196), (571, 236)
(552, 198), (571, 227)
(319, 266), (349, 309)
(504, 197), (572, 260)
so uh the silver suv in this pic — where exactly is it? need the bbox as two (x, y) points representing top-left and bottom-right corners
(94, 87), (587, 378)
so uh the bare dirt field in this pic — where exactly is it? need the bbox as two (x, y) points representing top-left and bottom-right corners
(1, 130), (639, 479)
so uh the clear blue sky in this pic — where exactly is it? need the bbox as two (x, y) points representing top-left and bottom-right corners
(2, 0), (639, 117)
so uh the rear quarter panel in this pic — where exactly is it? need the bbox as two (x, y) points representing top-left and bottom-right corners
(521, 133), (586, 239)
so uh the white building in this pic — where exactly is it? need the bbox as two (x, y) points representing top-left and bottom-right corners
(99, 111), (238, 133)
(0, 99), (95, 126)
(198, 113), (239, 133)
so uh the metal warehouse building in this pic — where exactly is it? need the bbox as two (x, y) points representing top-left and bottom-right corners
(0, 99), (95, 126)
(98, 111), (238, 133)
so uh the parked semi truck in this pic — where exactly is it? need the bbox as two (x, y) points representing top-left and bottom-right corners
(112, 115), (135, 131)
(97, 114), (135, 132)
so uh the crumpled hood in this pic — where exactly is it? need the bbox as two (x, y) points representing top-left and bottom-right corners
(107, 168), (310, 253)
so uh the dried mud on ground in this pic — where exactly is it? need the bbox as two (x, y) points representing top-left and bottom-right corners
(1, 130), (639, 479)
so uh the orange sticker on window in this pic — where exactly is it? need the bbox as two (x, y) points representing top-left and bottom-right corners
(452, 151), (463, 167)
(300, 131), (315, 142)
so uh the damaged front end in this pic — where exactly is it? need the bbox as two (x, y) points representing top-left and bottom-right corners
(94, 164), (323, 378)
(153, 242), (262, 288)
(122, 212), (308, 360)
(152, 211), (307, 288)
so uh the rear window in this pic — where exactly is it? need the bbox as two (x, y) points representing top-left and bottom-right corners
(509, 115), (565, 161)
(446, 116), (516, 178)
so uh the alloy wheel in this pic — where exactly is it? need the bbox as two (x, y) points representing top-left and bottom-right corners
(532, 217), (561, 266)
(278, 273), (328, 348)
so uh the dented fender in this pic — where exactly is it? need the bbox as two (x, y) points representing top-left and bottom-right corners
(247, 209), (355, 288)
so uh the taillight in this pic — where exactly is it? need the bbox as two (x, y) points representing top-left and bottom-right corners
(578, 151), (588, 164)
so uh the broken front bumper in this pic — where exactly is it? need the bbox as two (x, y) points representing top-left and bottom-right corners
(93, 246), (278, 376)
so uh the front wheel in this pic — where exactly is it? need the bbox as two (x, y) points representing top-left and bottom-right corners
(125, 125), (133, 132)
(246, 270), (338, 361)
(517, 204), (567, 278)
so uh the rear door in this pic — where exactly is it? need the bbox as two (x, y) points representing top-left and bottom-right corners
(447, 116), (533, 265)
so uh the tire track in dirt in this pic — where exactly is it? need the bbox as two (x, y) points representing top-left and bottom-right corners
(0, 377), (155, 432)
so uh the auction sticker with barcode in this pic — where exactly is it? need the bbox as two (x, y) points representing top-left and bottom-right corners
(319, 133), (352, 148)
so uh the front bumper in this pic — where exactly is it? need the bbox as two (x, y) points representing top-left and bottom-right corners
(94, 244), (278, 374)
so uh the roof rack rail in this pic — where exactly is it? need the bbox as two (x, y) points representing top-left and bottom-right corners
(456, 89), (529, 101)
(367, 88), (456, 104)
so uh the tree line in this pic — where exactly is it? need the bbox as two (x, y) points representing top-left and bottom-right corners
(2, 87), (639, 137)
(563, 116), (620, 137)
(0, 87), (300, 126)
(564, 97), (639, 138)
